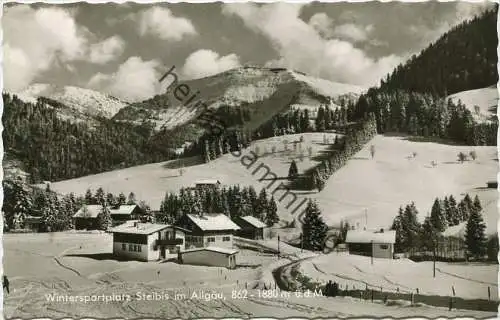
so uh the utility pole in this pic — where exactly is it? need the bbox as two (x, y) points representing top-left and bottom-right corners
(278, 235), (280, 259)
(371, 240), (374, 265)
(433, 239), (436, 278)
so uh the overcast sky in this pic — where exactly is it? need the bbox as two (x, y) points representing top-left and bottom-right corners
(3, 2), (493, 102)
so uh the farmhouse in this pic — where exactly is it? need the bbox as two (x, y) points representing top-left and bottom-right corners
(177, 213), (240, 249)
(110, 221), (188, 261)
(194, 179), (221, 191)
(73, 205), (102, 230)
(234, 215), (267, 240)
(179, 247), (239, 269)
(23, 215), (42, 232)
(345, 230), (396, 259)
(109, 204), (143, 226)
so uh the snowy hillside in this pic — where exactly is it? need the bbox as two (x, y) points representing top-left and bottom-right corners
(114, 66), (365, 131)
(447, 86), (498, 123)
(14, 83), (129, 119)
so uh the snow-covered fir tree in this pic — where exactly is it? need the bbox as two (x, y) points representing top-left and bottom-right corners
(301, 200), (328, 250)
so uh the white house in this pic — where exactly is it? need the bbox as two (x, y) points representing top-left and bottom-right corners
(177, 213), (240, 249)
(179, 247), (239, 269)
(110, 221), (188, 261)
(345, 230), (396, 259)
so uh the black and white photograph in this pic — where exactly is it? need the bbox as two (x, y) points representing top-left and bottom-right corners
(1, 1), (499, 318)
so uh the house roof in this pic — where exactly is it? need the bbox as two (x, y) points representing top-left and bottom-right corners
(195, 179), (221, 185)
(109, 221), (172, 235)
(240, 216), (267, 228)
(181, 246), (239, 255)
(345, 230), (396, 244)
(110, 205), (139, 215)
(186, 213), (240, 231)
(73, 205), (102, 218)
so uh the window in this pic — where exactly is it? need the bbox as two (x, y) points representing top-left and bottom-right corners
(207, 237), (215, 242)
(122, 243), (126, 250)
(129, 244), (133, 251)
(379, 244), (389, 250)
(137, 245), (142, 252)
(223, 236), (230, 242)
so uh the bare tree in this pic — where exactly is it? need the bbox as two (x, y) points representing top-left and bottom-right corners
(469, 150), (477, 161)
(457, 152), (468, 163)
(370, 145), (376, 159)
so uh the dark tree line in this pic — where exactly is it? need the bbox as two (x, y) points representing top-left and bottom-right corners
(157, 185), (279, 227)
(3, 93), (178, 183)
(379, 7), (497, 96)
(352, 91), (497, 146)
(290, 114), (377, 191)
(391, 194), (495, 260)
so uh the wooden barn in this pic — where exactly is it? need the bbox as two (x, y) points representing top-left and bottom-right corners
(110, 221), (188, 261)
(345, 230), (396, 259)
(234, 216), (267, 240)
(177, 213), (240, 249)
(109, 204), (143, 226)
(179, 247), (239, 269)
(487, 181), (498, 189)
(73, 205), (102, 230)
(194, 179), (221, 191)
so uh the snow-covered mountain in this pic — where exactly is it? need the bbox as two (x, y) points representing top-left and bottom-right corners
(113, 66), (366, 131)
(13, 83), (129, 119)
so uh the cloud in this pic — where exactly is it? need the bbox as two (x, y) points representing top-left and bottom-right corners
(308, 12), (334, 37)
(135, 7), (197, 41)
(222, 3), (402, 87)
(410, 1), (493, 46)
(181, 49), (241, 79)
(87, 56), (162, 102)
(89, 35), (126, 64)
(333, 23), (374, 43)
(3, 6), (90, 91)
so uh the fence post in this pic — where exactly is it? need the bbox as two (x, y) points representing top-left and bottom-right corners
(449, 297), (453, 311)
(452, 286), (455, 296)
(488, 286), (491, 301)
(416, 288), (419, 294)
(245, 282), (247, 289)
(410, 292), (414, 305)
(371, 289), (374, 302)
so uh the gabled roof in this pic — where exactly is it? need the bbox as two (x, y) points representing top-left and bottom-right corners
(186, 213), (240, 231)
(181, 246), (239, 255)
(109, 204), (139, 215)
(195, 179), (221, 185)
(345, 230), (396, 244)
(73, 205), (102, 218)
(239, 215), (267, 228)
(110, 221), (172, 235)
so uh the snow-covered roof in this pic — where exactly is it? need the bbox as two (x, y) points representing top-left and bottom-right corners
(181, 246), (239, 255)
(442, 222), (466, 238)
(110, 205), (139, 215)
(73, 205), (102, 218)
(186, 213), (240, 231)
(110, 221), (172, 235)
(345, 230), (396, 244)
(195, 179), (221, 185)
(240, 216), (267, 228)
